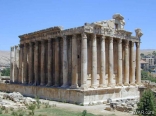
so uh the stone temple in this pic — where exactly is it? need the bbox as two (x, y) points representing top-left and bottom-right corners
(7, 14), (143, 105)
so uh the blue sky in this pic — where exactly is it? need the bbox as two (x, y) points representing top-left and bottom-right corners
(0, 0), (155, 50)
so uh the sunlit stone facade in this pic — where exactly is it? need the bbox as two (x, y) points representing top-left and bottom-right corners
(9, 14), (143, 104)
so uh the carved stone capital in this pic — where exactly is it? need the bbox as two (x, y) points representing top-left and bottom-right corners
(72, 34), (76, 39)
(131, 41), (134, 47)
(35, 41), (39, 45)
(48, 39), (52, 43)
(29, 42), (33, 46)
(92, 33), (96, 39)
(81, 32), (87, 39)
(136, 42), (140, 48)
(109, 37), (113, 43)
(117, 39), (122, 44)
(124, 40), (129, 48)
(101, 35), (106, 40)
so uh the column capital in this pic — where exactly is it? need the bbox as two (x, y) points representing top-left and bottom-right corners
(117, 38), (122, 44)
(29, 42), (33, 46)
(48, 39), (52, 43)
(91, 33), (96, 38)
(35, 41), (39, 44)
(19, 44), (23, 48)
(109, 37), (113, 43)
(131, 41), (134, 47)
(125, 40), (129, 47)
(41, 39), (45, 43)
(81, 32), (87, 39)
(72, 34), (76, 39)
(136, 42), (140, 48)
(101, 35), (106, 40)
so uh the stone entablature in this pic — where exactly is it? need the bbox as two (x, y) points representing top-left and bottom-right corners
(10, 14), (143, 90)
(19, 14), (140, 44)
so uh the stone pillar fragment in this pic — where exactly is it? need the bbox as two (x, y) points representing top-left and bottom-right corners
(28, 42), (33, 85)
(46, 39), (52, 86)
(40, 40), (46, 86)
(19, 44), (23, 83)
(23, 43), (28, 84)
(117, 39), (123, 86)
(91, 34), (97, 88)
(61, 35), (69, 88)
(70, 35), (79, 89)
(108, 37), (114, 87)
(99, 35), (106, 87)
(10, 47), (14, 83)
(33, 41), (39, 85)
(130, 41), (135, 85)
(14, 45), (19, 83)
(136, 42), (141, 85)
(54, 38), (60, 87)
(80, 33), (88, 90)
(124, 40), (129, 86)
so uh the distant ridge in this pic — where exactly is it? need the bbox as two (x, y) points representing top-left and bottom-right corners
(0, 50), (10, 67)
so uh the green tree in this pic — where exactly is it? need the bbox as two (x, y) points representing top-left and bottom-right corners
(1, 68), (10, 76)
(141, 70), (148, 79)
(140, 53), (145, 58)
(136, 89), (156, 116)
(152, 51), (156, 56)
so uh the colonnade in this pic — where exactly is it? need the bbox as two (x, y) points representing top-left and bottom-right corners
(10, 33), (141, 89)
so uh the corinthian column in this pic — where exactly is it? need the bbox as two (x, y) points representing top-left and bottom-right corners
(46, 39), (52, 86)
(70, 34), (79, 89)
(54, 38), (60, 87)
(99, 35), (106, 87)
(91, 34), (97, 88)
(124, 40), (129, 86)
(28, 42), (33, 85)
(80, 33), (88, 90)
(117, 39), (123, 86)
(130, 41), (135, 85)
(136, 42), (141, 85)
(23, 43), (28, 84)
(10, 47), (14, 83)
(40, 40), (46, 86)
(61, 35), (69, 88)
(19, 44), (23, 84)
(108, 37), (114, 87)
(33, 41), (39, 86)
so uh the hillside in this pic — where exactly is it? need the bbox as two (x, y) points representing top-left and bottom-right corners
(0, 50), (10, 66)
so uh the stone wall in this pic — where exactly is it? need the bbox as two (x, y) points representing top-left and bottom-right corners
(0, 83), (139, 105)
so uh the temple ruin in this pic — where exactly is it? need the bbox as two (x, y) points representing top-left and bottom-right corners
(7, 14), (143, 105)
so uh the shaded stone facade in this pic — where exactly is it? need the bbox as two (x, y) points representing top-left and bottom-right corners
(9, 14), (143, 104)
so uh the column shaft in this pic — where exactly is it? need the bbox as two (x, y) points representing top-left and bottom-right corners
(10, 47), (14, 83)
(61, 35), (68, 87)
(40, 40), (46, 86)
(19, 45), (23, 83)
(28, 42), (33, 84)
(80, 33), (88, 90)
(91, 34), (97, 88)
(23, 43), (28, 84)
(33, 41), (39, 85)
(108, 37), (114, 87)
(136, 42), (141, 85)
(124, 40), (129, 85)
(99, 35), (106, 87)
(54, 38), (60, 87)
(46, 39), (52, 86)
(117, 39), (123, 86)
(130, 42), (135, 85)
(70, 35), (79, 88)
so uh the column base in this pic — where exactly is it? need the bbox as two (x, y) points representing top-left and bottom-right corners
(40, 83), (45, 86)
(80, 84), (88, 90)
(53, 84), (59, 87)
(46, 83), (52, 87)
(130, 83), (136, 86)
(33, 82), (39, 86)
(61, 84), (69, 88)
(124, 83), (130, 86)
(116, 83), (123, 86)
(70, 84), (79, 89)
(28, 82), (33, 85)
(23, 82), (28, 85)
(108, 83), (115, 88)
(91, 84), (98, 89)
(99, 84), (107, 88)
